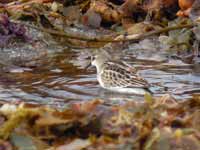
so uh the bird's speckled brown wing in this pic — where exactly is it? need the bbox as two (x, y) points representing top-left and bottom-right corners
(100, 61), (150, 88)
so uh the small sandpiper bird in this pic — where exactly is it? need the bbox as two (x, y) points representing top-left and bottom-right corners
(90, 52), (152, 95)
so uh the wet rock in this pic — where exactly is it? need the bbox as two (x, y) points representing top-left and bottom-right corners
(189, 0), (200, 21)
(0, 25), (63, 69)
(63, 6), (81, 25)
(82, 9), (102, 28)
(193, 25), (200, 41)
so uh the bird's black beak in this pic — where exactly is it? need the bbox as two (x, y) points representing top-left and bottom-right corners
(85, 56), (94, 70)
(85, 61), (92, 70)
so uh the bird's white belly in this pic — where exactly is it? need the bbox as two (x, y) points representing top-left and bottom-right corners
(106, 87), (148, 95)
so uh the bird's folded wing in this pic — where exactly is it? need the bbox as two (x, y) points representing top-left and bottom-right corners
(103, 62), (149, 88)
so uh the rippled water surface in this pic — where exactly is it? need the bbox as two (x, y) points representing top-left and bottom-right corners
(0, 48), (200, 107)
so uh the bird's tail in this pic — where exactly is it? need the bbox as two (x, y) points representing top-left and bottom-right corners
(145, 87), (154, 95)
(148, 83), (168, 95)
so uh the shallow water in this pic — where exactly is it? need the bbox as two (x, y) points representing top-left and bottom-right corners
(0, 48), (199, 107)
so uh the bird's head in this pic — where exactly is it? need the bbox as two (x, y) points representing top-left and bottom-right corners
(85, 50), (111, 72)
(91, 52), (110, 67)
